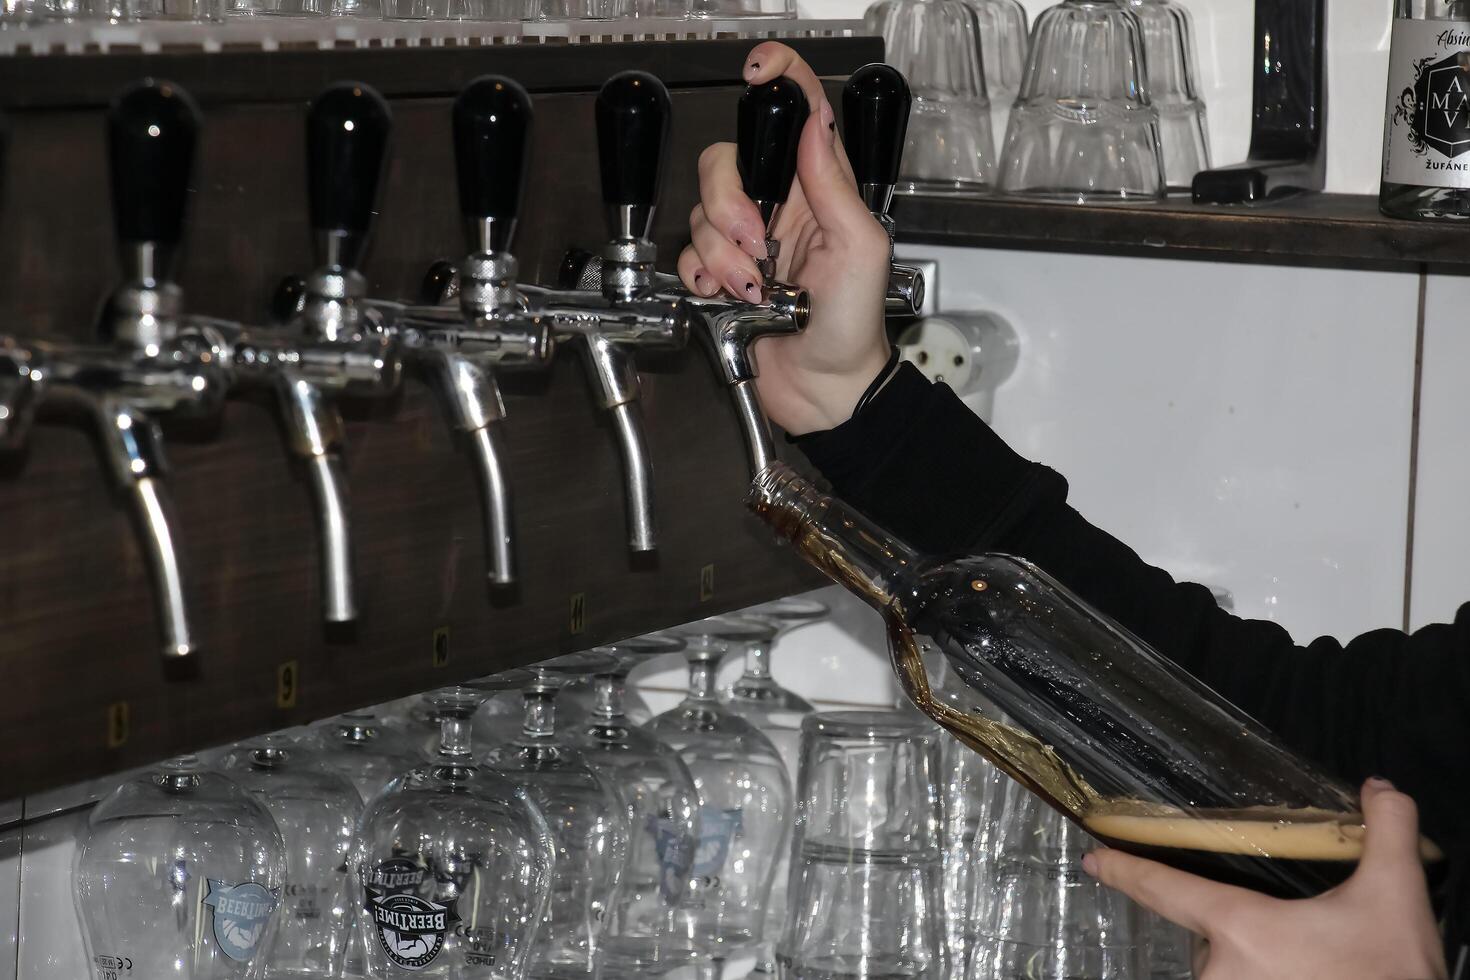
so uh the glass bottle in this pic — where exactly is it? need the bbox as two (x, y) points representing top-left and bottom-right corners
(748, 462), (1442, 898)
(75, 755), (287, 978)
(484, 654), (631, 980)
(218, 734), (361, 979)
(354, 686), (556, 977)
(1381, 0), (1470, 220)
(647, 632), (792, 970)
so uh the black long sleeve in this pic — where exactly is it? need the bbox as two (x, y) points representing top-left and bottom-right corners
(795, 363), (1470, 867)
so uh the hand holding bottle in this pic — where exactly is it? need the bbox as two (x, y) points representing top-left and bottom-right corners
(1084, 778), (1448, 980)
(678, 42), (892, 437)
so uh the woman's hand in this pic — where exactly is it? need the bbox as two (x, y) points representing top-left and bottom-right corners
(678, 41), (893, 437)
(1086, 779), (1447, 980)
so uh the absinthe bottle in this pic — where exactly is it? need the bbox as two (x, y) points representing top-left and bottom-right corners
(748, 461), (1442, 899)
(1381, 0), (1470, 219)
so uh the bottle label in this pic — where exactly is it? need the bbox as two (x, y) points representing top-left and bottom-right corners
(201, 879), (278, 962)
(1383, 20), (1470, 187)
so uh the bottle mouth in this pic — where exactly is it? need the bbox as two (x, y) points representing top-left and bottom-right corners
(747, 461), (822, 542)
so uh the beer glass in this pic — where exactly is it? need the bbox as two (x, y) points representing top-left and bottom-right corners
(218, 734), (361, 978)
(967, 773), (1148, 979)
(1128, 0), (1209, 190)
(485, 654), (631, 980)
(75, 756), (287, 979)
(865, 0), (996, 194)
(577, 636), (703, 979)
(354, 686), (556, 977)
(996, 0), (1166, 201)
(778, 711), (947, 980)
(649, 626), (792, 974)
(963, 0), (1030, 156)
(308, 709), (424, 804)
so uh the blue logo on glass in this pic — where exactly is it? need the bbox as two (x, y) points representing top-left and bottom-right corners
(203, 879), (278, 962)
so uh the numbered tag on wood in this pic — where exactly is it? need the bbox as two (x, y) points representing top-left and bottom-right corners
(569, 593), (587, 636)
(106, 701), (130, 750)
(432, 626), (450, 669)
(700, 564), (716, 602)
(276, 660), (299, 709)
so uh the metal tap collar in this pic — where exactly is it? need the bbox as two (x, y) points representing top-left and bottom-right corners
(600, 236), (657, 302)
(860, 183), (896, 222)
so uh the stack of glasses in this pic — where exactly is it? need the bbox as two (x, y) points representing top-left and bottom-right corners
(866, 0), (1211, 201)
(70, 593), (1190, 978)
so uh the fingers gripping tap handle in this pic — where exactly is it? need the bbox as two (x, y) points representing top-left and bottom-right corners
(596, 70), (672, 241)
(107, 79), (201, 284)
(307, 82), (391, 271)
(842, 63), (911, 219)
(737, 76), (808, 243)
(453, 75), (533, 255)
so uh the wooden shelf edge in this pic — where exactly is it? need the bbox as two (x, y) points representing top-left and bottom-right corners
(892, 192), (1470, 271)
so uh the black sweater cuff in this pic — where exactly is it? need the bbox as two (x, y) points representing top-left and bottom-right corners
(791, 362), (1065, 556)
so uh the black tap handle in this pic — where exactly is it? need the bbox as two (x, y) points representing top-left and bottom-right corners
(595, 70), (671, 208)
(842, 63), (910, 188)
(107, 79), (200, 248)
(453, 75), (533, 223)
(307, 82), (391, 237)
(737, 76), (807, 209)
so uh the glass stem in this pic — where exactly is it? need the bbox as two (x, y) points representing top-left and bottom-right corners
(439, 714), (473, 759)
(688, 659), (718, 702)
(594, 672), (626, 720)
(742, 641), (773, 681)
(521, 685), (557, 740)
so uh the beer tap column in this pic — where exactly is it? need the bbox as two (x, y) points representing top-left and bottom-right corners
(842, 64), (926, 319)
(276, 83), (401, 623)
(391, 75), (555, 588)
(537, 71), (691, 554)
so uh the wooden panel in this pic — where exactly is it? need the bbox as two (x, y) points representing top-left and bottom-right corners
(892, 192), (1470, 272)
(0, 54), (852, 798)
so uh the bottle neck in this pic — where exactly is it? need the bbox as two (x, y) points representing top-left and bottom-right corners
(748, 462), (925, 612)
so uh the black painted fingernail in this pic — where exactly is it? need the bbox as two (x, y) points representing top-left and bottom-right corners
(828, 121), (835, 132)
(694, 273), (703, 282)
(745, 282), (755, 291)
(750, 61), (759, 69)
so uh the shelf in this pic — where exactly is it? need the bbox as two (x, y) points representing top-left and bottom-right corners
(892, 192), (1470, 272)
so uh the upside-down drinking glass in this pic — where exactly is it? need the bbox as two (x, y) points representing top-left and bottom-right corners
(484, 654), (631, 980)
(218, 734), (361, 978)
(996, 0), (1166, 201)
(75, 756), (288, 979)
(963, 0), (1030, 156)
(778, 711), (947, 980)
(308, 709), (424, 804)
(354, 686), (556, 977)
(577, 636), (702, 979)
(650, 624), (792, 974)
(1128, 0), (1209, 190)
(866, 0), (996, 195)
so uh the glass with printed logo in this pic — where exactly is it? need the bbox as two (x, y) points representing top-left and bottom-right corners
(576, 635), (704, 979)
(75, 755), (288, 979)
(354, 685), (556, 978)
(649, 624), (792, 975)
(218, 733), (362, 979)
(306, 709), (424, 805)
(484, 654), (631, 979)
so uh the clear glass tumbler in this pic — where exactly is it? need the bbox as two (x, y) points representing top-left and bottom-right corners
(1127, 0), (1209, 191)
(966, 773), (1149, 979)
(778, 711), (947, 980)
(218, 734), (361, 979)
(687, 0), (787, 21)
(354, 686), (556, 977)
(75, 756), (287, 978)
(865, 0), (996, 195)
(996, 0), (1166, 201)
(962, 0), (1030, 157)
(484, 654), (631, 980)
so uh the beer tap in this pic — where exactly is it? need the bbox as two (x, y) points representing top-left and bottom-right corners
(559, 78), (814, 480)
(249, 82), (401, 624)
(842, 63), (926, 319)
(0, 81), (229, 662)
(526, 71), (693, 554)
(378, 76), (555, 588)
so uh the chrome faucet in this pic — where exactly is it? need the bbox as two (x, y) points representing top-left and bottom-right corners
(525, 71), (693, 554)
(0, 81), (230, 663)
(374, 75), (555, 589)
(843, 63), (926, 319)
(560, 77), (814, 480)
(238, 82), (402, 625)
